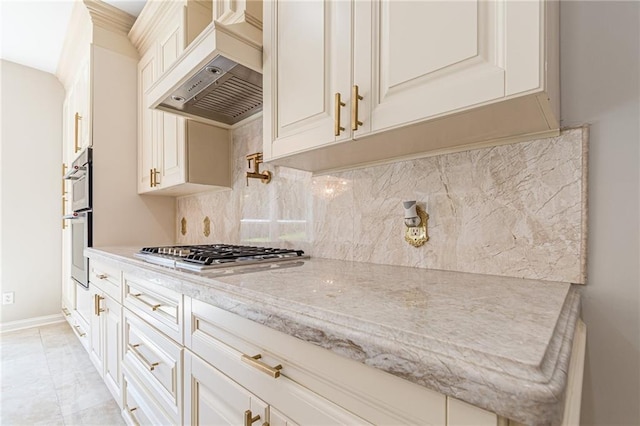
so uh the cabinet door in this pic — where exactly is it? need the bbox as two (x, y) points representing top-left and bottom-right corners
(264, 0), (352, 160)
(354, 1), (508, 136)
(156, 17), (186, 189)
(103, 296), (122, 406)
(77, 57), (92, 150)
(89, 290), (104, 374)
(138, 48), (157, 193)
(185, 351), (269, 426)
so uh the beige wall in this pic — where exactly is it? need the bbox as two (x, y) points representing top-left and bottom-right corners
(0, 60), (64, 323)
(560, 2), (640, 424)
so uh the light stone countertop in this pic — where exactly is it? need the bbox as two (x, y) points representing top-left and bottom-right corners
(87, 246), (581, 426)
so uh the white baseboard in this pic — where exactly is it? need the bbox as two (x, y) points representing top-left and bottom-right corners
(0, 313), (66, 333)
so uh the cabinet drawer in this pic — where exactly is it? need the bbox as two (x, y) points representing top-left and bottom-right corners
(187, 300), (445, 425)
(123, 272), (183, 343)
(123, 309), (182, 420)
(123, 372), (174, 426)
(90, 260), (122, 302)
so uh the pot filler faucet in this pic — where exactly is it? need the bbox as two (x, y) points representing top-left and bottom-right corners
(246, 152), (272, 185)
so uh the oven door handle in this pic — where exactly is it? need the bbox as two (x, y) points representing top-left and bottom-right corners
(63, 166), (87, 180)
(63, 212), (90, 220)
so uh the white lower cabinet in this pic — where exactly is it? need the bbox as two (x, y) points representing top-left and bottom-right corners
(88, 291), (123, 405)
(123, 371), (174, 426)
(103, 296), (123, 404)
(89, 268), (123, 407)
(186, 298), (439, 425)
(73, 286), (92, 351)
(123, 309), (183, 423)
(184, 351), (269, 425)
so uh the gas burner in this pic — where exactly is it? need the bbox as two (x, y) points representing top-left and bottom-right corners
(135, 244), (308, 271)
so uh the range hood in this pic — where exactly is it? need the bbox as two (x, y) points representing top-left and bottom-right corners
(147, 20), (263, 126)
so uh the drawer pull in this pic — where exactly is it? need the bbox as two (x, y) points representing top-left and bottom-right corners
(128, 406), (140, 425)
(244, 410), (263, 426)
(128, 343), (160, 371)
(131, 293), (162, 311)
(62, 308), (71, 317)
(241, 354), (282, 378)
(96, 273), (108, 279)
(73, 325), (86, 337)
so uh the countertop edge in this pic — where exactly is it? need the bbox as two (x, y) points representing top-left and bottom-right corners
(86, 248), (581, 425)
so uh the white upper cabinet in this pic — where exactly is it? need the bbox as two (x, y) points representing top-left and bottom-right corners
(356, 1), (506, 134)
(63, 53), (91, 158)
(138, 48), (157, 192)
(130, 1), (232, 196)
(155, 16), (186, 190)
(264, 0), (352, 156)
(264, 0), (559, 173)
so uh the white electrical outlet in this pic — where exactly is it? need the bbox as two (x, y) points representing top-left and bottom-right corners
(2, 292), (15, 305)
(409, 227), (422, 238)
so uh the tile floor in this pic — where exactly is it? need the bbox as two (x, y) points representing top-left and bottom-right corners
(1, 321), (124, 425)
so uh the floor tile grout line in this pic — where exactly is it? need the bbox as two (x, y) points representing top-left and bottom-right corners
(39, 325), (69, 423)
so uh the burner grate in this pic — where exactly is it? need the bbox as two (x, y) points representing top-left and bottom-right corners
(138, 244), (306, 270)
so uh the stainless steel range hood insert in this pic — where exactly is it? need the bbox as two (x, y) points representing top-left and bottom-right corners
(147, 20), (263, 127)
(159, 55), (262, 125)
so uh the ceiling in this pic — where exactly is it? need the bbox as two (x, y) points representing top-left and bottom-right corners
(0, 1), (146, 75)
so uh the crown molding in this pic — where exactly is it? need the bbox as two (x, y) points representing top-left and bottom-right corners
(129, 0), (186, 53)
(84, 0), (136, 35)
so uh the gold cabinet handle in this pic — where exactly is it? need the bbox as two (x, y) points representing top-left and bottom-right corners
(244, 410), (262, 426)
(96, 273), (108, 280)
(150, 168), (160, 187)
(74, 112), (82, 153)
(241, 354), (282, 378)
(351, 85), (364, 131)
(130, 293), (162, 311)
(334, 92), (346, 136)
(62, 307), (71, 317)
(128, 343), (160, 371)
(153, 168), (159, 187)
(94, 294), (105, 316)
(74, 325), (86, 337)
(127, 406), (140, 424)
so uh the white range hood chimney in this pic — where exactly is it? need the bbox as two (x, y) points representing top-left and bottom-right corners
(147, 1), (263, 126)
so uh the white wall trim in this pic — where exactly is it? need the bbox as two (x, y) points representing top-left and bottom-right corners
(0, 313), (65, 333)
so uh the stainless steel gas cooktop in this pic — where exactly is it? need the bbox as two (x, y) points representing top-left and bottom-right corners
(134, 244), (308, 272)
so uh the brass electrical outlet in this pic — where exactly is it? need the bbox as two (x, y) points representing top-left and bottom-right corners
(405, 205), (429, 247)
(181, 217), (187, 236)
(203, 216), (211, 237)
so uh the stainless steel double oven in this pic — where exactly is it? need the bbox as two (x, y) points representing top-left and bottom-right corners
(64, 147), (92, 289)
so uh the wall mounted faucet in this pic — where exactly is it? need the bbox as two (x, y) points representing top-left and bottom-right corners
(246, 152), (272, 185)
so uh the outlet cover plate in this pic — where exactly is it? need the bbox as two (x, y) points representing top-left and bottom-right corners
(3, 292), (15, 305)
(405, 206), (429, 247)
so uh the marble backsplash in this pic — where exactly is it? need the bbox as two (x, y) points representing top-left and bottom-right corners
(177, 119), (588, 284)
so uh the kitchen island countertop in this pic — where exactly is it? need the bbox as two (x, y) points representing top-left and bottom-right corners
(86, 246), (581, 425)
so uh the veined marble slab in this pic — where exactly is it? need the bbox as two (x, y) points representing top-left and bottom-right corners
(177, 122), (588, 284)
(87, 247), (581, 425)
